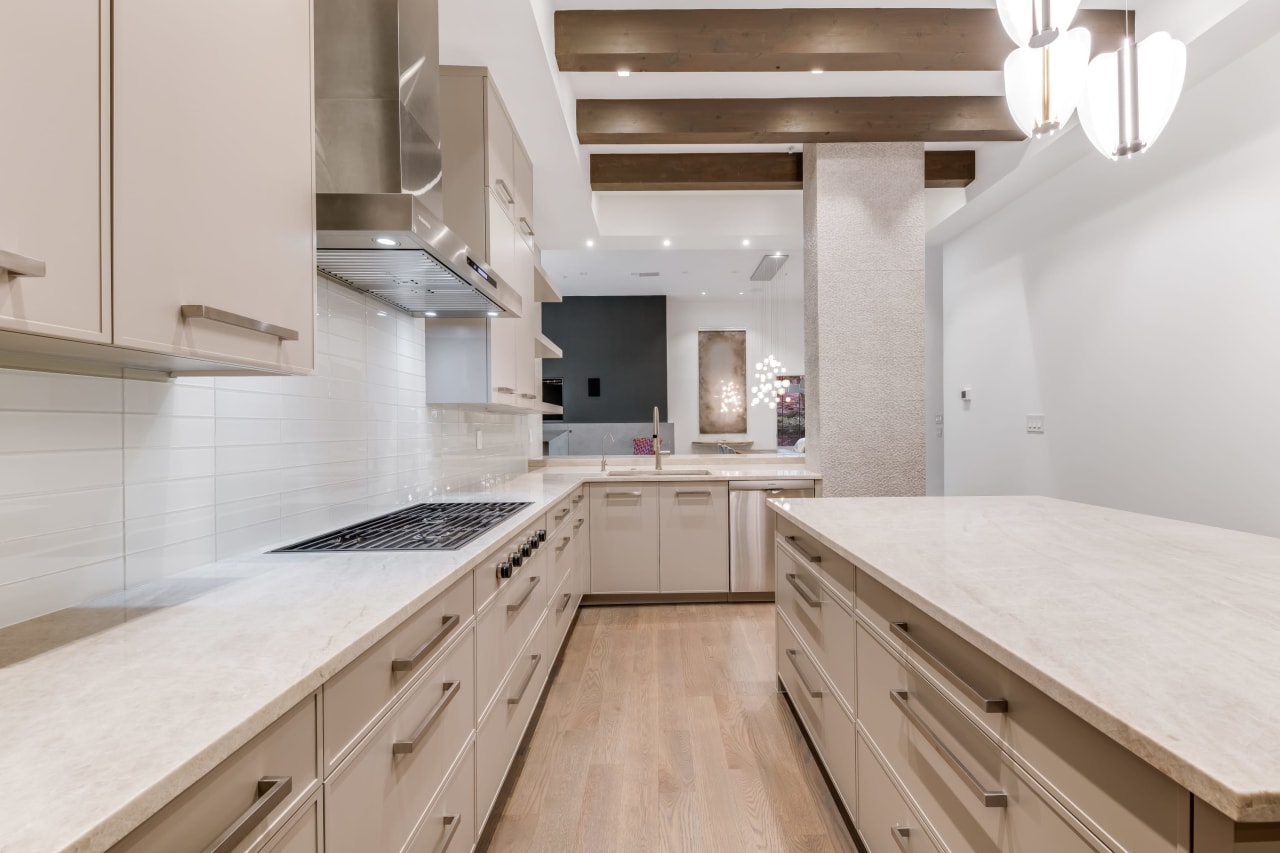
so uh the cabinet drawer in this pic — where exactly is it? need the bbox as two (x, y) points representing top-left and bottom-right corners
(477, 615), (551, 827)
(404, 742), (476, 853)
(589, 484), (660, 594)
(547, 516), (580, 595)
(477, 552), (548, 717)
(111, 695), (318, 853)
(323, 574), (472, 773)
(857, 571), (1188, 852)
(548, 569), (579, 663)
(262, 793), (322, 853)
(326, 628), (475, 853)
(776, 518), (854, 607)
(548, 491), (577, 535)
(475, 519), (544, 613)
(776, 538), (856, 713)
(856, 733), (942, 853)
(857, 624), (1107, 853)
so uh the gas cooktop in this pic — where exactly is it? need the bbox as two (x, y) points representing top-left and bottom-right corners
(272, 501), (532, 552)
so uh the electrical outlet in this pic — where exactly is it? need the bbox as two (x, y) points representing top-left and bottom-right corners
(1026, 415), (1045, 435)
(935, 415), (944, 425)
(476, 429), (484, 450)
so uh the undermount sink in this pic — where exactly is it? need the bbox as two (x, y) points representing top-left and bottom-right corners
(606, 469), (713, 477)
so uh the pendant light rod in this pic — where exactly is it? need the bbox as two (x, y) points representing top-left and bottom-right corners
(1116, 37), (1144, 156)
(1029, 0), (1058, 48)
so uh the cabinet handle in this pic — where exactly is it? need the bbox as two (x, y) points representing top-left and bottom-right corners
(432, 814), (462, 853)
(785, 648), (824, 699)
(573, 518), (585, 530)
(785, 573), (822, 608)
(0, 249), (46, 280)
(200, 776), (292, 853)
(674, 490), (712, 497)
(180, 305), (299, 341)
(393, 680), (462, 755)
(572, 494), (583, 504)
(784, 535), (822, 563)
(555, 508), (571, 521)
(519, 217), (534, 237)
(494, 178), (515, 205)
(558, 592), (572, 613)
(521, 393), (539, 400)
(391, 614), (461, 672)
(494, 386), (516, 395)
(891, 825), (912, 853)
(508, 653), (542, 705)
(890, 622), (1008, 713)
(605, 490), (642, 498)
(556, 535), (572, 552)
(890, 689), (1008, 808)
(507, 575), (541, 613)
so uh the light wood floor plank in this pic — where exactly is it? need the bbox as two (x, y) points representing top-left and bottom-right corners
(482, 603), (859, 853)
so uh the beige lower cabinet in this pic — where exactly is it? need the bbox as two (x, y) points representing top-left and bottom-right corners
(658, 483), (729, 593)
(856, 733), (942, 853)
(110, 695), (319, 853)
(261, 794), (323, 853)
(403, 741), (476, 853)
(590, 484), (660, 593)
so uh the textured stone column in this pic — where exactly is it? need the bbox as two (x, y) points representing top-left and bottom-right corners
(803, 143), (926, 497)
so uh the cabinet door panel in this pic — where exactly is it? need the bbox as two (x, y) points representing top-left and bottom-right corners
(113, 0), (314, 373)
(658, 483), (729, 593)
(0, 0), (108, 341)
(511, 236), (537, 401)
(514, 142), (535, 249)
(485, 82), (516, 217)
(589, 485), (660, 593)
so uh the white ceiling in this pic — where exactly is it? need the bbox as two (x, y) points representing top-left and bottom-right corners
(543, 248), (804, 300)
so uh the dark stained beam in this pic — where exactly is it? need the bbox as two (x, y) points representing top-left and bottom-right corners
(577, 97), (1022, 145)
(556, 8), (1134, 73)
(590, 151), (976, 191)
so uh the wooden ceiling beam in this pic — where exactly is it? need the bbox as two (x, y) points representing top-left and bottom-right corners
(590, 151), (976, 192)
(577, 97), (1022, 145)
(555, 8), (1134, 73)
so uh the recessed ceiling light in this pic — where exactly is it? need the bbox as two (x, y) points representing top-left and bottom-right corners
(424, 311), (438, 317)
(701, 291), (707, 296)
(663, 239), (671, 247)
(811, 68), (824, 75)
(742, 238), (751, 247)
(586, 239), (595, 248)
(487, 311), (499, 317)
(739, 291), (745, 296)
(374, 236), (399, 246)
(617, 69), (631, 77)
(376, 311), (388, 317)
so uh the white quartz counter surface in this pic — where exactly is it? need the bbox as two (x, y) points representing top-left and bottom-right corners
(770, 495), (1280, 823)
(0, 466), (817, 853)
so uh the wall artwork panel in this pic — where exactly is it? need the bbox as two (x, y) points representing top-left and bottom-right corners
(698, 329), (748, 434)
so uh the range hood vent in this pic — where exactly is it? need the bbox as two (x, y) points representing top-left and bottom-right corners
(750, 253), (790, 282)
(313, 0), (521, 320)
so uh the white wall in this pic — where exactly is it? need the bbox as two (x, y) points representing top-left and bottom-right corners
(0, 279), (531, 629)
(942, 30), (1280, 537)
(666, 296), (805, 455)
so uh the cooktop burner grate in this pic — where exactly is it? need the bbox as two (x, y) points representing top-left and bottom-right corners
(272, 501), (531, 552)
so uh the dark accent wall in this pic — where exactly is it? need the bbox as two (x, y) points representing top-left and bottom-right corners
(542, 296), (668, 423)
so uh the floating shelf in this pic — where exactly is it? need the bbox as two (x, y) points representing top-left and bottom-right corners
(534, 266), (563, 303)
(534, 333), (563, 359)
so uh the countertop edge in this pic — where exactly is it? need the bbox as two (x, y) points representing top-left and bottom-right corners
(767, 501), (1278, 824)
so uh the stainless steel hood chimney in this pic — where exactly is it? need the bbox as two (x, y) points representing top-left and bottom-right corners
(314, 0), (521, 319)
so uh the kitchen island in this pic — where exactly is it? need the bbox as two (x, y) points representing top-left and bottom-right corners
(770, 495), (1280, 852)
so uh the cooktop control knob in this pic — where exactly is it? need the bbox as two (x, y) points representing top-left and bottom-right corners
(520, 542), (532, 558)
(528, 535), (540, 551)
(510, 550), (524, 568)
(496, 560), (512, 580)
(535, 529), (547, 543)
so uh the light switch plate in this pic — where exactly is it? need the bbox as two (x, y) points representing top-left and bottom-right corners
(1026, 415), (1045, 435)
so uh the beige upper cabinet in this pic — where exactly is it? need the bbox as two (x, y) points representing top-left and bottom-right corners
(111, 0), (315, 374)
(514, 142), (536, 250)
(486, 85), (517, 222)
(0, 0), (110, 343)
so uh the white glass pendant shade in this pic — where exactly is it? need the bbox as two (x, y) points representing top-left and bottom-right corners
(750, 353), (787, 408)
(997, 0), (1084, 48)
(1079, 32), (1187, 160)
(1004, 28), (1091, 138)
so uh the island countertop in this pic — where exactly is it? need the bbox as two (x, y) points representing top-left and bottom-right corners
(768, 495), (1280, 823)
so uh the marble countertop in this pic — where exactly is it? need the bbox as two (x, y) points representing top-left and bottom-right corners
(0, 465), (818, 853)
(770, 495), (1280, 823)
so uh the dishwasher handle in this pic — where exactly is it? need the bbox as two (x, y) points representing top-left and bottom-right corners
(728, 480), (817, 492)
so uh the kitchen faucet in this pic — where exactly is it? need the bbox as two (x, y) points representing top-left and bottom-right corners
(652, 406), (663, 471)
(600, 432), (615, 473)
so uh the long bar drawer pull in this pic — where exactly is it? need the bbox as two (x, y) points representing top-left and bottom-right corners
(890, 622), (1008, 713)
(555, 508), (571, 521)
(785, 648), (824, 699)
(393, 680), (461, 755)
(432, 814), (462, 853)
(556, 536), (572, 552)
(785, 573), (822, 608)
(890, 689), (1008, 808)
(785, 535), (822, 563)
(200, 775), (292, 853)
(391, 614), (461, 672)
(605, 490), (642, 498)
(519, 217), (535, 237)
(494, 178), (515, 205)
(508, 653), (542, 705)
(675, 489), (712, 497)
(891, 825), (912, 853)
(507, 576), (541, 612)
(180, 305), (299, 341)
(558, 592), (572, 613)
(494, 386), (516, 395)
(573, 494), (584, 504)
(0, 249), (46, 280)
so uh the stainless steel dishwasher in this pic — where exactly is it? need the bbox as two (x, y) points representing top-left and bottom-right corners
(729, 479), (818, 600)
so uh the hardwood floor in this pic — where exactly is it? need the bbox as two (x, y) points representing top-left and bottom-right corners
(483, 604), (860, 853)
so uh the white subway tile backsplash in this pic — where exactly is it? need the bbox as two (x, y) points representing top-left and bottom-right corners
(0, 280), (530, 628)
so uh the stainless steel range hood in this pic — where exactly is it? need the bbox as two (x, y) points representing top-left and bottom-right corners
(314, 0), (521, 319)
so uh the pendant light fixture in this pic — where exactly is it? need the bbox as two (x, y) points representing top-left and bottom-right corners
(997, 0), (1084, 49)
(1079, 30), (1186, 160)
(749, 254), (791, 410)
(1003, 27), (1091, 138)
